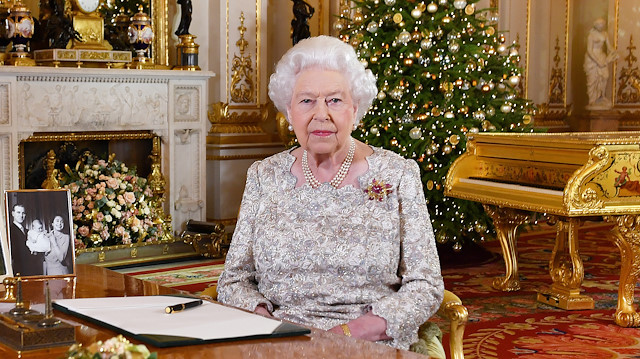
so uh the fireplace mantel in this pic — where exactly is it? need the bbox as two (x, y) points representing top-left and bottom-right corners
(0, 66), (215, 243)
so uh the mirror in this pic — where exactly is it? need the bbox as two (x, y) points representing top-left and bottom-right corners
(20, 0), (168, 67)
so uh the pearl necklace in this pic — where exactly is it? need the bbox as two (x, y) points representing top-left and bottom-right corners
(302, 138), (355, 189)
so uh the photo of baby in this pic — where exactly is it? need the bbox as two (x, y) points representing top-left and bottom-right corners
(26, 219), (51, 254)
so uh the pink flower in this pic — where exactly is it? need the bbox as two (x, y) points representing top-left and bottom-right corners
(96, 212), (104, 221)
(114, 225), (126, 237)
(92, 221), (103, 232)
(100, 228), (110, 240)
(123, 192), (136, 204)
(106, 178), (119, 189)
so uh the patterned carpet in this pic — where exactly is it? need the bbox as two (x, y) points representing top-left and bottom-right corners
(439, 222), (640, 359)
(118, 222), (640, 358)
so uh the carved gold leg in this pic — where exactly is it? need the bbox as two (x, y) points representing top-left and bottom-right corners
(483, 205), (529, 291)
(537, 217), (594, 310)
(605, 215), (640, 327)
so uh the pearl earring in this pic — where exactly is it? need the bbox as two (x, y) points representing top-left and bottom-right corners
(288, 124), (294, 132)
(353, 123), (358, 130)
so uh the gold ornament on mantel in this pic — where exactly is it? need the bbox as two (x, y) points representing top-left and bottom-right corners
(69, 0), (111, 50)
(6, 1), (36, 66)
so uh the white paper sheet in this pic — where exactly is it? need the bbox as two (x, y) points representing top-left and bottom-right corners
(54, 296), (284, 340)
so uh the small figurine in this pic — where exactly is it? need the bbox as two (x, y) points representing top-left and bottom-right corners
(175, 0), (193, 36)
(291, 0), (314, 45)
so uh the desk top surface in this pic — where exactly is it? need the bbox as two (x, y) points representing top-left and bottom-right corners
(0, 264), (425, 359)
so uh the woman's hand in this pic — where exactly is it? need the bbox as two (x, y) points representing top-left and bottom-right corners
(253, 304), (273, 317)
(329, 311), (392, 342)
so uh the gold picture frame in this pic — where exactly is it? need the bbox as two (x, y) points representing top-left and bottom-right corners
(4, 189), (76, 279)
(22, 0), (169, 67)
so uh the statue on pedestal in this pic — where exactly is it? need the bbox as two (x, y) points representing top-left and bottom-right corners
(291, 0), (314, 45)
(175, 0), (192, 36)
(584, 18), (618, 110)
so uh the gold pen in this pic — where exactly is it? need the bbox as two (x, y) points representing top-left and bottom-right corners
(165, 299), (203, 314)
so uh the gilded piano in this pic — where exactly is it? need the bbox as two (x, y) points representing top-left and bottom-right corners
(445, 131), (640, 327)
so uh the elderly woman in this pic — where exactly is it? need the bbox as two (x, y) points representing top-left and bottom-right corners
(217, 35), (443, 350)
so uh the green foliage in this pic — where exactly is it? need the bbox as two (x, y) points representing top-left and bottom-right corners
(339, 0), (536, 249)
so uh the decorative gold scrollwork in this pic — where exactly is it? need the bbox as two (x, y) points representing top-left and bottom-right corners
(617, 35), (640, 104)
(604, 214), (640, 327)
(549, 36), (565, 104)
(483, 205), (530, 292)
(230, 12), (255, 104)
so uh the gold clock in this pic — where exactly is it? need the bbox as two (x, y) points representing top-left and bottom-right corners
(72, 0), (102, 14)
(68, 0), (111, 50)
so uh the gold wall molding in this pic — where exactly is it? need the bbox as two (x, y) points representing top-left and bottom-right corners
(549, 36), (565, 104)
(616, 35), (640, 104)
(207, 102), (268, 134)
(230, 12), (255, 104)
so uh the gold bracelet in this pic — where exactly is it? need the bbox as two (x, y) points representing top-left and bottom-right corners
(340, 323), (352, 337)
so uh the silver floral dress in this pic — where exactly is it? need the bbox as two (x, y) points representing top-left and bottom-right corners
(217, 146), (444, 350)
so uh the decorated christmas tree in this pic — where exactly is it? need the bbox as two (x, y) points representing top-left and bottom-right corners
(337, 0), (536, 251)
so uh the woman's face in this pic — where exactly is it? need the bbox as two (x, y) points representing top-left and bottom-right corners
(287, 68), (357, 156)
(52, 216), (64, 231)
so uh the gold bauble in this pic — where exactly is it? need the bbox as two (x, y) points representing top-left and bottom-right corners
(353, 11), (364, 24)
(393, 13), (403, 24)
(449, 134), (460, 145)
(523, 114), (532, 124)
(404, 58), (414, 66)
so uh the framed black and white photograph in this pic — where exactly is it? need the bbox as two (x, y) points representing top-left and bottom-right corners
(4, 189), (75, 278)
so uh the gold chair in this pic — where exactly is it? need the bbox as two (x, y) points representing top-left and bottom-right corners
(200, 286), (467, 359)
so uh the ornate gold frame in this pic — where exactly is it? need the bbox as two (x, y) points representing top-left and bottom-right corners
(18, 131), (157, 189)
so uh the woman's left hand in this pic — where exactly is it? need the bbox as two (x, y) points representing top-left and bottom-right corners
(328, 311), (392, 342)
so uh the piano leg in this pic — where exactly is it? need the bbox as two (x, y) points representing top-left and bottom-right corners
(483, 205), (529, 292)
(605, 214), (640, 327)
(536, 217), (594, 310)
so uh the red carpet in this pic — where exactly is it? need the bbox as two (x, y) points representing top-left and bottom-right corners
(439, 222), (640, 358)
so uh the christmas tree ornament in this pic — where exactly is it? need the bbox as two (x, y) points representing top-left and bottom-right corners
(500, 103), (512, 113)
(473, 110), (485, 121)
(390, 138), (398, 146)
(523, 114), (532, 124)
(442, 144), (452, 154)
(449, 134), (460, 145)
(421, 38), (433, 49)
(371, 126), (379, 135)
(411, 8), (423, 19)
(353, 11), (364, 24)
(402, 114), (414, 123)
(427, 2), (438, 13)
(442, 16), (452, 24)
(333, 20), (344, 31)
(397, 30), (411, 44)
(497, 43), (507, 55)
(509, 48), (519, 57)
(453, 0), (467, 9)
(438, 0), (448, 5)
(444, 111), (455, 119)
(377, 91), (386, 100)
(486, 106), (496, 117)
(436, 231), (448, 243)
(497, 83), (506, 92)
(452, 242), (462, 252)
(448, 41), (460, 53)
(469, 127), (479, 134)
(393, 13), (403, 23)
(384, 0), (396, 5)
(409, 127), (423, 139)
(411, 31), (422, 41)
(465, 4), (475, 15)
(508, 75), (520, 86)
(366, 21), (379, 33)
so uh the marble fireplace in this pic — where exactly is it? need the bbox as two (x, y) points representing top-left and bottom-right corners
(0, 66), (215, 263)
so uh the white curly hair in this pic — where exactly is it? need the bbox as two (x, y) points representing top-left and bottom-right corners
(268, 35), (378, 125)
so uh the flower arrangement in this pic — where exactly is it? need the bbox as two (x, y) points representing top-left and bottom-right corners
(59, 151), (170, 249)
(66, 335), (157, 359)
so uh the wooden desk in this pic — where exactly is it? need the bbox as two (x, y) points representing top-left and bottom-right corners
(0, 264), (425, 359)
